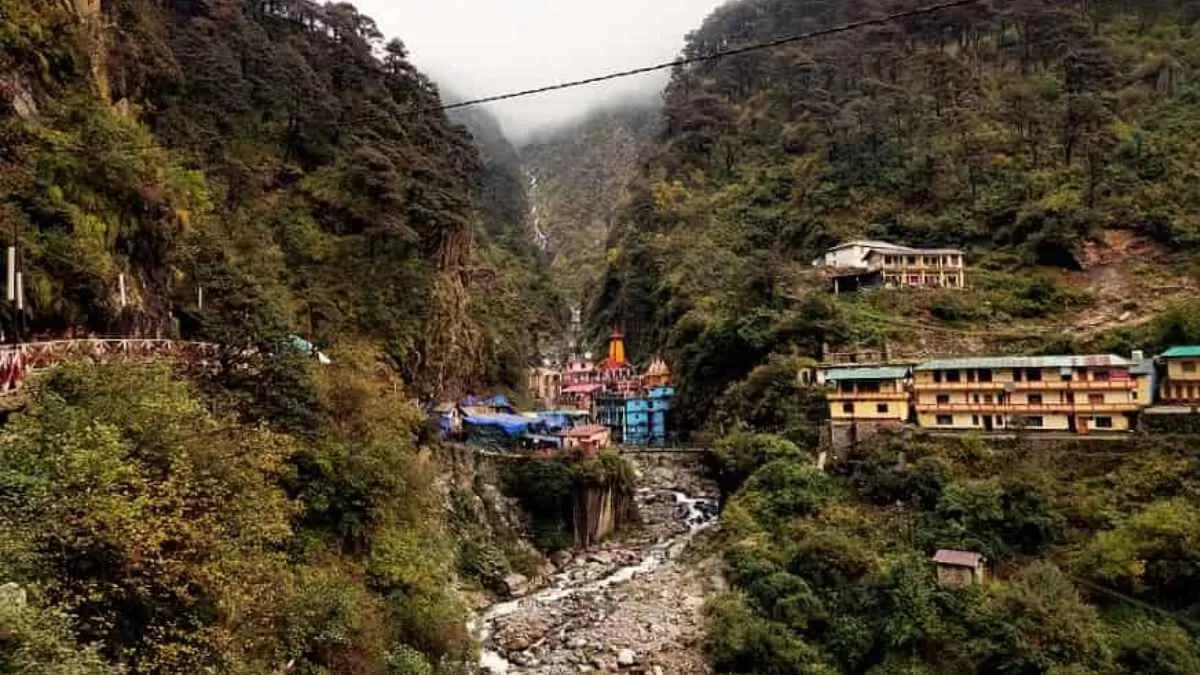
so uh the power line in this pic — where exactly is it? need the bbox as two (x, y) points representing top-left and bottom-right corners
(435, 0), (986, 112)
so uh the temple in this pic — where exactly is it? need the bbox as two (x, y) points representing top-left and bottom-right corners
(555, 328), (676, 446)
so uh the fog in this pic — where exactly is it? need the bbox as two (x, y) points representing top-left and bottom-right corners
(352, 0), (727, 144)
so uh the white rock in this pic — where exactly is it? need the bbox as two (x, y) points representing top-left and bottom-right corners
(0, 582), (25, 608)
(616, 649), (637, 667)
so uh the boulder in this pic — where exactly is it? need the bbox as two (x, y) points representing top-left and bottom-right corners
(617, 649), (637, 667)
(0, 582), (26, 608)
(503, 573), (530, 598)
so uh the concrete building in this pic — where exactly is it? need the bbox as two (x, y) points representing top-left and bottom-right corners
(932, 550), (986, 587)
(813, 240), (967, 291)
(559, 424), (612, 453)
(1160, 346), (1200, 405)
(527, 365), (562, 408)
(824, 366), (911, 447)
(913, 355), (1139, 434)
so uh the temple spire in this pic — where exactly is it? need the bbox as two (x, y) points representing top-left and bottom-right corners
(606, 328), (627, 367)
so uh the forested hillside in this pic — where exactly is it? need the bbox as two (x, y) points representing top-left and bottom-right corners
(521, 105), (660, 309)
(591, 0), (1200, 432)
(1, 0), (556, 398)
(0, 1), (559, 672)
(708, 432), (1200, 674)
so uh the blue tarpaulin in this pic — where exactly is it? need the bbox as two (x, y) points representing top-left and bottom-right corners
(463, 413), (540, 437)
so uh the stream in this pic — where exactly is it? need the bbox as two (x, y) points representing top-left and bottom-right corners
(471, 474), (721, 675)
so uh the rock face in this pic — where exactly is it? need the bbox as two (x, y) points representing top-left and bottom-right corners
(475, 454), (722, 674)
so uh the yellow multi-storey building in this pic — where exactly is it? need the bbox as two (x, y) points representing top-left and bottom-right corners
(825, 366), (911, 424)
(912, 355), (1140, 434)
(1160, 346), (1200, 404)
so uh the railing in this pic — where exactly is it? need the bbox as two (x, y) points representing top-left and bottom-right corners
(827, 391), (910, 401)
(913, 379), (1136, 392)
(916, 402), (1138, 414)
(0, 339), (221, 397)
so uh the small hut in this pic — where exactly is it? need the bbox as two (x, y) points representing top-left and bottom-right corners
(932, 549), (986, 587)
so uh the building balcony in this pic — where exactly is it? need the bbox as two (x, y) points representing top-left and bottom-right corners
(914, 379), (1136, 392)
(916, 402), (1138, 414)
(827, 391), (910, 401)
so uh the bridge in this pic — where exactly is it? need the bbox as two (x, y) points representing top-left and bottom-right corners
(0, 339), (220, 398)
(618, 446), (711, 455)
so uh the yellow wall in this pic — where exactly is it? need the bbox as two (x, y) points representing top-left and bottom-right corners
(830, 398), (908, 422)
(1167, 359), (1200, 382)
(1132, 369), (1152, 401)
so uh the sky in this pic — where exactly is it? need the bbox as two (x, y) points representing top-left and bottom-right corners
(353, 0), (728, 144)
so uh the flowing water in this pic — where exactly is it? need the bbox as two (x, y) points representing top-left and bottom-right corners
(471, 486), (720, 674)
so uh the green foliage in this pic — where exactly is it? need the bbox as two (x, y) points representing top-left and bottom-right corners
(2, 0), (557, 398)
(713, 355), (829, 448)
(711, 433), (806, 500)
(0, 360), (473, 672)
(709, 433), (1200, 674)
(0, 600), (118, 674)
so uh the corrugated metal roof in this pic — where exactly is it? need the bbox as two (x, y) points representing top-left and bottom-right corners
(824, 366), (910, 381)
(1131, 358), (1157, 375)
(932, 549), (984, 566)
(826, 240), (965, 256)
(1162, 346), (1200, 358)
(914, 354), (1130, 371)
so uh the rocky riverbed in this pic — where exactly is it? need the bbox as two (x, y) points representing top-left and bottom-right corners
(472, 455), (723, 674)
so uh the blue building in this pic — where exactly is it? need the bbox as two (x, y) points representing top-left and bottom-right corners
(596, 388), (674, 447)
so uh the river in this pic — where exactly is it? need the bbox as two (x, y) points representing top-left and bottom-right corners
(470, 458), (722, 674)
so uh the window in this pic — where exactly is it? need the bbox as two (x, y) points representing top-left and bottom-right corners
(936, 394), (951, 405)
(1024, 416), (1044, 428)
(971, 415), (979, 425)
(967, 370), (977, 383)
(877, 404), (889, 414)
(936, 415), (953, 426)
(978, 369), (993, 382)
(842, 403), (854, 414)
(984, 394), (994, 404)
(1028, 394), (1043, 405)
(1089, 393), (1105, 405)
(1013, 369), (1023, 382)
(907, 256), (917, 265)
(946, 371), (961, 383)
(858, 382), (881, 393)
(1093, 370), (1110, 382)
(1094, 416), (1114, 429)
(972, 394), (981, 403)
(932, 371), (943, 383)
(1026, 368), (1042, 382)
(1184, 361), (1198, 374)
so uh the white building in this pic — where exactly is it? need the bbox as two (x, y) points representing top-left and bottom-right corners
(813, 240), (966, 290)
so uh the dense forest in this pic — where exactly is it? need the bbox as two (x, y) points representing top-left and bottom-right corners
(0, 0), (559, 398)
(708, 431), (1200, 674)
(591, 0), (1200, 433)
(0, 0), (561, 672)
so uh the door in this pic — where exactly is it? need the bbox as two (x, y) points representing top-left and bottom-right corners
(1069, 416), (1078, 433)
(984, 415), (994, 432)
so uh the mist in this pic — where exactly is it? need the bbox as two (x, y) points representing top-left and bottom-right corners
(351, 0), (727, 145)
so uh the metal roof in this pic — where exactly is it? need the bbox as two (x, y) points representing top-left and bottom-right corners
(932, 549), (985, 567)
(1162, 346), (1200, 358)
(914, 354), (1130, 371)
(824, 366), (910, 381)
(825, 240), (965, 256)
(1130, 358), (1157, 375)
